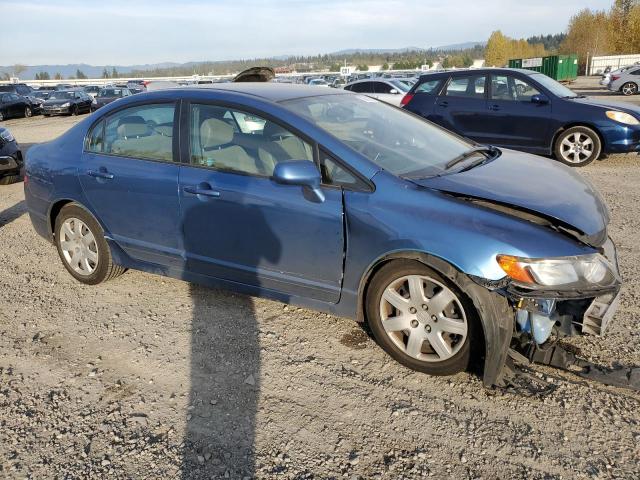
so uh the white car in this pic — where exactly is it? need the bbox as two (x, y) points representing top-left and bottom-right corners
(607, 66), (640, 95)
(343, 79), (410, 106)
(600, 65), (636, 86)
(308, 79), (330, 87)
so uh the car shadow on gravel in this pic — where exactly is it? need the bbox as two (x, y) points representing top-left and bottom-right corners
(0, 200), (26, 228)
(182, 196), (282, 479)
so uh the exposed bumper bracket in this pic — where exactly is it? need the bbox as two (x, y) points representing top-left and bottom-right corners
(503, 343), (640, 392)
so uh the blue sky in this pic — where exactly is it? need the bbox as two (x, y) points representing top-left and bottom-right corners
(3, 0), (614, 66)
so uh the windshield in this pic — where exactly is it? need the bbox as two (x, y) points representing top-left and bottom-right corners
(98, 88), (123, 97)
(531, 74), (579, 98)
(49, 91), (73, 99)
(282, 94), (474, 177)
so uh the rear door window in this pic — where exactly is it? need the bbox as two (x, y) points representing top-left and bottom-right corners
(373, 82), (394, 94)
(444, 75), (486, 98)
(349, 82), (374, 93)
(415, 79), (443, 94)
(101, 103), (176, 162)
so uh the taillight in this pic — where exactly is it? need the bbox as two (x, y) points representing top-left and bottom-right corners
(611, 75), (620, 82)
(400, 93), (414, 107)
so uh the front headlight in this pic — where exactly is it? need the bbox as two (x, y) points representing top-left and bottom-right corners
(496, 253), (618, 290)
(0, 129), (15, 143)
(606, 110), (640, 125)
(61, 102), (70, 107)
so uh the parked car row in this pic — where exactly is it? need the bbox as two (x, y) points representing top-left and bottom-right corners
(0, 83), (142, 121)
(0, 126), (21, 184)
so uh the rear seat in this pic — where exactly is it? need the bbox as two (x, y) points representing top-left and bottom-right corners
(111, 117), (173, 161)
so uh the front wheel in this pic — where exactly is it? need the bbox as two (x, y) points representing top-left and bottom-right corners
(554, 126), (601, 167)
(621, 82), (638, 96)
(24, 106), (32, 118)
(365, 260), (475, 376)
(71, 105), (78, 116)
(54, 204), (125, 285)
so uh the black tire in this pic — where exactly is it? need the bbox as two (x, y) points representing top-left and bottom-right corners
(621, 82), (638, 96)
(365, 260), (477, 376)
(553, 126), (601, 167)
(24, 106), (32, 118)
(54, 203), (125, 285)
(0, 110), (4, 121)
(71, 105), (78, 116)
(43, 113), (50, 117)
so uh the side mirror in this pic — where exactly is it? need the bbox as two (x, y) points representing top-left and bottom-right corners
(531, 94), (549, 105)
(273, 160), (325, 202)
(389, 89), (399, 94)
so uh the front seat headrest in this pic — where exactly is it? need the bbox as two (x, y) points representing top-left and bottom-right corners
(263, 121), (292, 139)
(200, 118), (234, 149)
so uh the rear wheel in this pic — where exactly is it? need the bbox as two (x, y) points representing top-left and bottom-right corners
(71, 105), (78, 116)
(621, 82), (638, 96)
(554, 126), (601, 167)
(366, 260), (475, 376)
(54, 204), (125, 285)
(0, 110), (4, 121)
(24, 106), (32, 118)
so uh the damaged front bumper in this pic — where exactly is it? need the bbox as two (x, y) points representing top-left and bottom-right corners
(475, 238), (623, 388)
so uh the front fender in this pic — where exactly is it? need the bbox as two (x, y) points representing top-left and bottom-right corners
(357, 251), (513, 387)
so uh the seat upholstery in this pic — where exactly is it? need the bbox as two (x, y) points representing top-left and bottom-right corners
(111, 118), (172, 161)
(198, 118), (269, 175)
(258, 121), (313, 172)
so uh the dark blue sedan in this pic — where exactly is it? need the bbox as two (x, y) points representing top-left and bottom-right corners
(401, 68), (640, 166)
(24, 84), (621, 386)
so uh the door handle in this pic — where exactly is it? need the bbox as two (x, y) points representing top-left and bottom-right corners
(438, 101), (449, 107)
(489, 104), (501, 111)
(184, 185), (221, 198)
(87, 169), (114, 180)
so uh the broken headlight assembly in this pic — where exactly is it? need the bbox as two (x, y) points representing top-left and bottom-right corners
(495, 253), (618, 292)
(496, 253), (621, 345)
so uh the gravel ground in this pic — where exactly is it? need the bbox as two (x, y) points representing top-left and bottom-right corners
(1, 81), (639, 479)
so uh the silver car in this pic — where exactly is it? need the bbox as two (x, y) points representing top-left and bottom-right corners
(608, 65), (640, 95)
(343, 78), (410, 106)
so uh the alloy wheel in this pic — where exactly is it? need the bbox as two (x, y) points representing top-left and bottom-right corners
(378, 274), (468, 362)
(560, 132), (594, 164)
(622, 82), (637, 96)
(25, 106), (32, 118)
(59, 217), (99, 276)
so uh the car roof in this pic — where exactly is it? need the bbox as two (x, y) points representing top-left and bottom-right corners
(181, 82), (348, 102)
(419, 67), (539, 79)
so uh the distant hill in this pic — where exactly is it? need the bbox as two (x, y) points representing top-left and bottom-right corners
(1, 41), (488, 80)
(0, 62), (183, 80)
(330, 42), (486, 55)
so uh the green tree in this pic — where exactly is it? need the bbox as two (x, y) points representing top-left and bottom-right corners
(12, 64), (27, 78)
(102, 68), (110, 78)
(561, 9), (611, 70)
(484, 30), (511, 66)
(111, 67), (118, 78)
(54, 72), (63, 80)
(381, 62), (389, 70)
(76, 69), (87, 79)
(441, 57), (451, 68)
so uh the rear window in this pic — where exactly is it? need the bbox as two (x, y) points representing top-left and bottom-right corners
(414, 79), (442, 94)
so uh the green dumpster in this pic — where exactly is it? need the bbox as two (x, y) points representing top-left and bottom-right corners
(508, 54), (578, 81)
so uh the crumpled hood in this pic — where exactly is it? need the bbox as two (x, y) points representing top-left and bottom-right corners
(412, 149), (609, 246)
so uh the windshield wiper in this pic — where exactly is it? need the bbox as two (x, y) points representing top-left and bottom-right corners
(445, 146), (496, 170)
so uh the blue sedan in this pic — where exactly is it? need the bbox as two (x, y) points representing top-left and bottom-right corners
(24, 84), (621, 386)
(401, 68), (640, 166)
